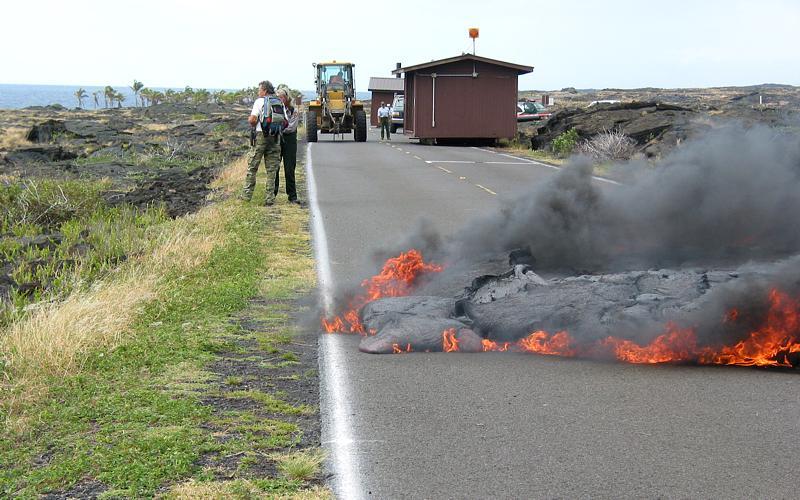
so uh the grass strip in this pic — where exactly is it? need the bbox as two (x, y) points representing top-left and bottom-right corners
(1, 156), (326, 498)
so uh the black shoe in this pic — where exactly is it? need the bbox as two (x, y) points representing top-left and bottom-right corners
(289, 199), (306, 207)
(264, 200), (274, 206)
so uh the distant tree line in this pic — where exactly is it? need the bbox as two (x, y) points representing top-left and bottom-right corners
(74, 80), (303, 109)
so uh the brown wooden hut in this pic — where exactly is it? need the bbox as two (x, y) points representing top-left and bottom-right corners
(368, 77), (404, 127)
(392, 54), (533, 141)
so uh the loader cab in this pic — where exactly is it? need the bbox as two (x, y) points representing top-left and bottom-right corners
(316, 63), (354, 94)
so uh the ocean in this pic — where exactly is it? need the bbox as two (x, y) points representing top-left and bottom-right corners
(0, 84), (371, 110)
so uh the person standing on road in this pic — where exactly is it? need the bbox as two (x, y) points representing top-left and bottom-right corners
(242, 80), (282, 205)
(274, 88), (303, 205)
(377, 102), (391, 141)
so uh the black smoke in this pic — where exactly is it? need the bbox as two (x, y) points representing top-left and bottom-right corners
(444, 123), (800, 272)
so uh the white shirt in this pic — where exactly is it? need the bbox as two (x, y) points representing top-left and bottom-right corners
(250, 96), (266, 132)
(377, 106), (390, 118)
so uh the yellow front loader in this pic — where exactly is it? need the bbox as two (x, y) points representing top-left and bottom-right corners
(306, 61), (367, 142)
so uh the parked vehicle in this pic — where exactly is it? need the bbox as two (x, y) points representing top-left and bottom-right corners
(390, 95), (404, 133)
(516, 101), (551, 121)
(306, 61), (367, 142)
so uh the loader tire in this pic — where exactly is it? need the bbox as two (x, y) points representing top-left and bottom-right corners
(354, 109), (367, 142)
(306, 110), (318, 143)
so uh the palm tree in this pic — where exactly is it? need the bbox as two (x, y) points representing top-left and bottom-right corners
(104, 86), (115, 108)
(131, 80), (144, 107)
(92, 90), (100, 109)
(139, 88), (151, 106)
(74, 88), (88, 108)
(114, 91), (126, 108)
(193, 88), (210, 105)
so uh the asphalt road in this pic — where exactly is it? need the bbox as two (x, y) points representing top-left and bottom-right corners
(310, 128), (800, 499)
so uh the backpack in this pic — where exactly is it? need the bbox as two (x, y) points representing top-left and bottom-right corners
(259, 95), (288, 136)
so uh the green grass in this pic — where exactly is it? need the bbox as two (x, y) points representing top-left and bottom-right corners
(276, 450), (327, 481)
(0, 162), (322, 497)
(0, 178), (170, 326)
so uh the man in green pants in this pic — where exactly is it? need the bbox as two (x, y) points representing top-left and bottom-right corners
(242, 80), (281, 205)
(377, 101), (391, 140)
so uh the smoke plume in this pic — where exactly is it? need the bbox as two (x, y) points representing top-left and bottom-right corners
(439, 123), (800, 272)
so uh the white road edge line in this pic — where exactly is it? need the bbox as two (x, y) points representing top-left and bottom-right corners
(425, 160), (476, 164)
(473, 147), (621, 186)
(437, 166), (453, 173)
(475, 184), (497, 195)
(306, 143), (363, 500)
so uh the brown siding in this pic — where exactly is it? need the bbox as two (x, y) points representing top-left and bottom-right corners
(404, 77), (415, 135)
(404, 60), (519, 140)
(370, 91), (395, 126)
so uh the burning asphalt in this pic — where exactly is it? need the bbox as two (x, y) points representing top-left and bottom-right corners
(321, 123), (800, 369)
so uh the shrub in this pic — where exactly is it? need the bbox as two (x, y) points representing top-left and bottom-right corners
(552, 129), (579, 158)
(0, 179), (108, 231)
(576, 128), (637, 162)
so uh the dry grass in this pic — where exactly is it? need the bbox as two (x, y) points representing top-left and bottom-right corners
(164, 480), (331, 499)
(140, 123), (172, 132)
(211, 156), (248, 196)
(0, 127), (31, 151)
(2, 269), (156, 380)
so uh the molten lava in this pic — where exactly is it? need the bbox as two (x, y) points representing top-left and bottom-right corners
(321, 250), (443, 335)
(602, 324), (697, 364)
(517, 330), (576, 357)
(481, 339), (511, 352)
(442, 328), (460, 352)
(698, 289), (800, 367)
(392, 343), (413, 354)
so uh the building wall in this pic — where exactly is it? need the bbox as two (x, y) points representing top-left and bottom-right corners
(405, 77), (415, 134)
(406, 60), (518, 139)
(370, 91), (395, 126)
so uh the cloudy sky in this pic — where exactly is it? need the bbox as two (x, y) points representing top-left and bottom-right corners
(2, 0), (799, 91)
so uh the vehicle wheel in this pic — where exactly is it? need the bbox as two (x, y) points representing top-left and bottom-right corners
(306, 110), (318, 143)
(390, 124), (398, 133)
(353, 110), (367, 142)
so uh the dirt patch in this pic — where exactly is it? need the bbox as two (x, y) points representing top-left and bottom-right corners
(197, 295), (324, 484)
(40, 480), (107, 500)
(108, 166), (216, 218)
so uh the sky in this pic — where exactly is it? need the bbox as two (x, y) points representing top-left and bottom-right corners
(2, 0), (799, 92)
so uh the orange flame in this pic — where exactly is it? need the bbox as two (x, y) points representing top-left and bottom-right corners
(699, 289), (800, 367)
(442, 328), (460, 352)
(481, 339), (511, 352)
(392, 343), (413, 354)
(601, 323), (698, 364)
(517, 330), (576, 356)
(321, 249), (443, 334)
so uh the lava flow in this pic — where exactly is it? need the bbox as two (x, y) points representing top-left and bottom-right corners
(449, 289), (800, 368)
(321, 249), (443, 334)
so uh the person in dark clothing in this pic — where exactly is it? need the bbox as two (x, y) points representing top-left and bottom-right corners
(377, 101), (391, 140)
(273, 88), (302, 204)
